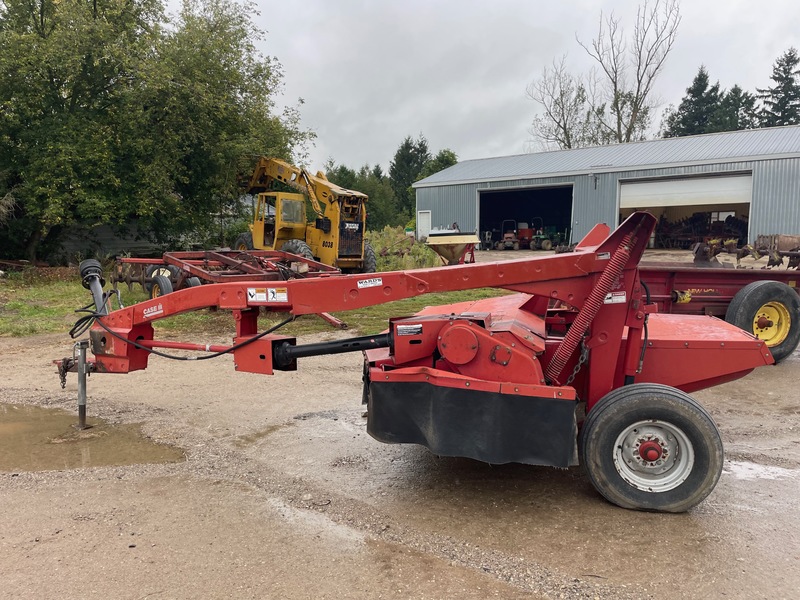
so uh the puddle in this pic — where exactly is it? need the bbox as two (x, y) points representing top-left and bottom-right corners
(0, 404), (185, 472)
(723, 460), (798, 481)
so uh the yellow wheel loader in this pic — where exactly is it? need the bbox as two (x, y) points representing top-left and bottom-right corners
(235, 158), (376, 273)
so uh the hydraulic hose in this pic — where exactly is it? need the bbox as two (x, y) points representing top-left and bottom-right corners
(544, 231), (636, 385)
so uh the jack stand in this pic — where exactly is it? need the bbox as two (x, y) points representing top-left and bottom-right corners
(75, 340), (90, 430)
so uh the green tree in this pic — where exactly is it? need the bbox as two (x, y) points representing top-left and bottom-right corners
(324, 160), (398, 231)
(0, 0), (164, 259)
(662, 66), (721, 137)
(323, 160), (358, 190)
(389, 135), (430, 218)
(418, 149), (458, 180)
(714, 85), (758, 132)
(757, 47), (800, 127)
(0, 0), (310, 260)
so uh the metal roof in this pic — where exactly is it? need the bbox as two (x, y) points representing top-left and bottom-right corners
(414, 125), (800, 188)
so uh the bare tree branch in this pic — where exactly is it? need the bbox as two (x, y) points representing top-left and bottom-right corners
(578, 0), (680, 143)
(528, 0), (681, 149)
(526, 56), (588, 150)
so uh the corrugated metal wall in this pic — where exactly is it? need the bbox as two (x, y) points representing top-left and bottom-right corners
(751, 158), (800, 236)
(416, 157), (800, 242)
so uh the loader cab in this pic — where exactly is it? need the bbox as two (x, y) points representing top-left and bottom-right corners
(253, 191), (307, 248)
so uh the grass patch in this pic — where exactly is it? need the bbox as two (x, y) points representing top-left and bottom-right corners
(1, 270), (509, 339)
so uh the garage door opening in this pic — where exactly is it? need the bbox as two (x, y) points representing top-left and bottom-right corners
(479, 186), (573, 250)
(619, 175), (751, 248)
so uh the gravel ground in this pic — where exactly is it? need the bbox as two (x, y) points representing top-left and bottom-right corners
(1, 248), (799, 599)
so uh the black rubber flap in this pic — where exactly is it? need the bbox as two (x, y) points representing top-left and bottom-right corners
(367, 381), (578, 467)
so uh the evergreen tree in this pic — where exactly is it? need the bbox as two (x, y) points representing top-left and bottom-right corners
(662, 66), (721, 137)
(389, 135), (430, 218)
(713, 85), (758, 132)
(757, 47), (800, 127)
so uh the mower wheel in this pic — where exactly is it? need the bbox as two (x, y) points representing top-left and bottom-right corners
(234, 232), (254, 251)
(281, 239), (314, 261)
(185, 276), (202, 287)
(150, 274), (173, 299)
(580, 383), (723, 513)
(725, 280), (800, 363)
(541, 239), (553, 251)
(360, 241), (377, 273)
(144, 264), (178, 293)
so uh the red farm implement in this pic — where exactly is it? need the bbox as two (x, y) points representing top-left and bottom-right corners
(58, 213), (775, 513)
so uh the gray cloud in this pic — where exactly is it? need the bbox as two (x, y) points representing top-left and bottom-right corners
(255, 0), (800, 170)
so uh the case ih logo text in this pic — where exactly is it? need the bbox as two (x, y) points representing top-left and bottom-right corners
(143, 303), (164, 319)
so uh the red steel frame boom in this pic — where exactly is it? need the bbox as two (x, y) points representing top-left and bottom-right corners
(83, 212), (772, 413)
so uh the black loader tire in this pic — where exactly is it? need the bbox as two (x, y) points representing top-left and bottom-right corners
(144, 264), (178, 293)
(280, 239), (314, 261)
(234, 232), (254, 251)
(185, 276), (202, 288)
(360, 241), (377, 273)
(580, 383), (723, 513)
(150, 274), (173, 299)
(541, 239), (553, 251)
(725, 280), (800, 363)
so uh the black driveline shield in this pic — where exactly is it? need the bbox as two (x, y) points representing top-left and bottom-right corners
(367, 381), (579, 467)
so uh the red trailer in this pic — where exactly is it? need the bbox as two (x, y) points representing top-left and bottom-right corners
(639, 263), (800, 362)
(59, 213), (774, 513)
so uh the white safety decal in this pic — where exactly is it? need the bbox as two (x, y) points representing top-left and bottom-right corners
(267, 287), (288, 302)
(247, 287), (268, 302)
(396, 324), (423, 336)
(604, 291), (627, 304)
(357, 277), (383, 289)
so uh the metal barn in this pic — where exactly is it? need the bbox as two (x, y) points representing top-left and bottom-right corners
(413, 126), (800, 248)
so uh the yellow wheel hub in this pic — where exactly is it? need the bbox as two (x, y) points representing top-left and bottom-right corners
(752, 302), (792, 346)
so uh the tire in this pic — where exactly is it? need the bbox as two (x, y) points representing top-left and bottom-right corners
(234, 232), (254, 251)
(580, 383), (723, 513)
(144, 264), (178, 293)
(150, 274), (173, 299)
(185, 276), (202, 287)
(725, 280), (800, 363)
(280, 239), (314, 261)
(360, 241), (377, 273)
(541, 239), (553, 251)
(512, 241), (520, 251)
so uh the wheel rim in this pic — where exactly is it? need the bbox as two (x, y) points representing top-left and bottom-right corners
(613, 420), (695, 492)
(151, 284), (163, 299)
(752, 301), (791, 347)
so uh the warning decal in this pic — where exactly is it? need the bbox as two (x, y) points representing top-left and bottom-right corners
(604, 291), (627, 304)
(247, 287), (267, 302)
(267, 287), (288, 302)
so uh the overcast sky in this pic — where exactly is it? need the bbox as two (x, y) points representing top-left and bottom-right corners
(251, 0), (800, 171)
